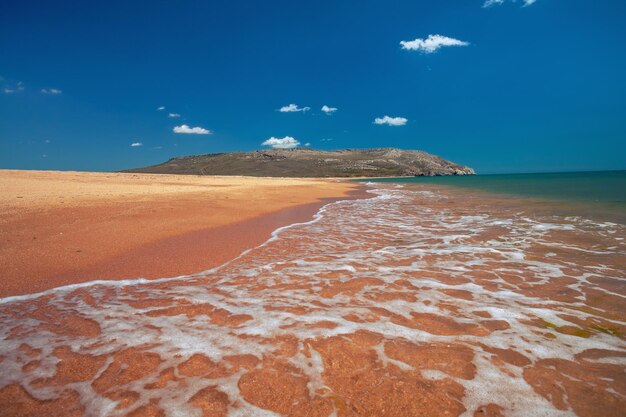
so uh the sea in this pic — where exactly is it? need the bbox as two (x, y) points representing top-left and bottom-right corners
(0, 170), (624, 416)
(367, 170), (626, 223)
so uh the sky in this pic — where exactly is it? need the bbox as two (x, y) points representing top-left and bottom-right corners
(1, 0), (625, 174)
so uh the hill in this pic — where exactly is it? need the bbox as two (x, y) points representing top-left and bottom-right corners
(124, 148), (475, 178)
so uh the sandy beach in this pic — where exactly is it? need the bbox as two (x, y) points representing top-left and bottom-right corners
(0, 170), (361, 298)
(0, 179), (625, 416)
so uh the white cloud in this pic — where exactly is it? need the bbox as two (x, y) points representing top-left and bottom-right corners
(374, 115), (408, 126)
(3, 81), (24, 94)
(304, 142), (311, 147)
(262, 136), (300, 149)
(483, 0), (537, 7)
(41, 88), (62, 95)
(173, 124), (212, 135)
(44, 139), (51, 144)
(131, 142), (143, 147)
(321, 105), (338, 115)
(168, 113), (181, 118)
(400, 34), (469, 54)
(157, 106), (165, 111)
(278, 103), (310, 113)
(321, 138), (333, 142)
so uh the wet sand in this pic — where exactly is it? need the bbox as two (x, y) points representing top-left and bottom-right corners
(0, 170), (361, 298)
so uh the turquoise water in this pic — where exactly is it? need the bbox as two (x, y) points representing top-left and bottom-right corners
(365, 171), (626, 207)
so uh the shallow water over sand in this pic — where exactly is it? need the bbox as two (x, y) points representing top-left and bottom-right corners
(1, 184), (625, 417)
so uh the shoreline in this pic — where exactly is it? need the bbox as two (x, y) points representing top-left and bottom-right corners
(0, 170), (365, 298)
(0, 189), (369, 305)
(0, 178), (624, 416)
(42, 188), (369, 295)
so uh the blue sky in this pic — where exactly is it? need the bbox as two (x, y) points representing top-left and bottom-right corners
(1, 0), (625, 174)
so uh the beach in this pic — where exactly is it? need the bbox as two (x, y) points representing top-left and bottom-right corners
(0, 170), (361, 298)
(2, 1), (624, 415)
(0, 175), (625, 417)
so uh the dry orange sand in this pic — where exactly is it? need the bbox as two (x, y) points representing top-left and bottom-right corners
(0, 170), (361, 297)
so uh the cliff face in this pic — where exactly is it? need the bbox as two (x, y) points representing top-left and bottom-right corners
(125, 148), (475, 178)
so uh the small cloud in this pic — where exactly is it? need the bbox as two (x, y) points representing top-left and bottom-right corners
(3, 81), (24, 94)
(262, 136), (300, 149)
(278, 103), (310, 113)
(41, 88), (62, 95)
(131, 142), (143, 147)
(400, 34), (469, 54)
(157, 106), (165, 111)
(44, 139), (51, 144)
(483, 0), (536, 7)
(321, 138), (333, 142)
(173, 124), (212, 135)
(168, 113), (181, 118)
(304, 142), (311, 147)
(41, 154), (48, 158)
(374, 115), (408, 126)
(321, 105), (338, 115)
